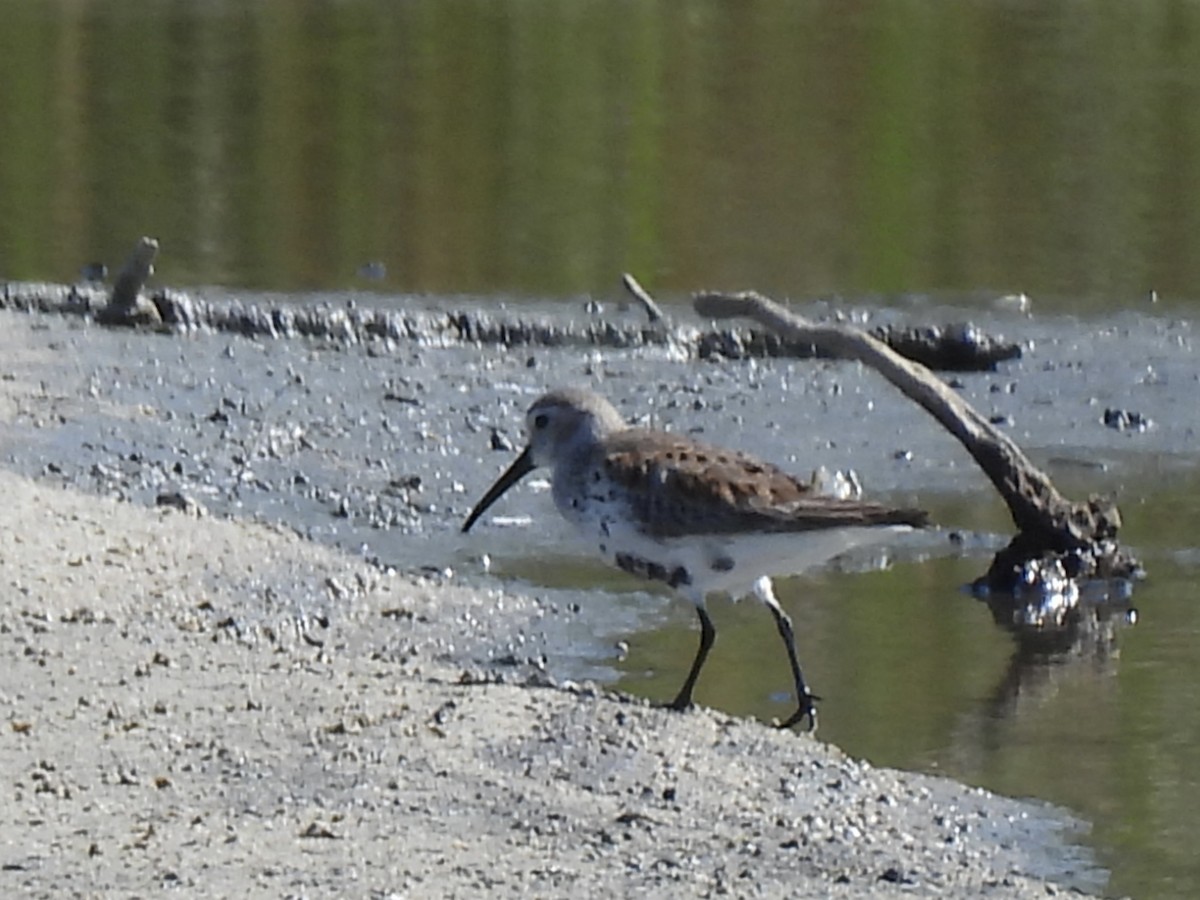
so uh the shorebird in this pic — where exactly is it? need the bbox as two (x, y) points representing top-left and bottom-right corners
(462, 387), (928, 729)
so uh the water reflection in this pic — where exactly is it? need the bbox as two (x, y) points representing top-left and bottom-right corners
(977, 579), (1134, 724)
(3, 1), (1200, 309)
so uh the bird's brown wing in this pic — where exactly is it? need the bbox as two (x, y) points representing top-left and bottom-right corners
(601, 429), (928, 538)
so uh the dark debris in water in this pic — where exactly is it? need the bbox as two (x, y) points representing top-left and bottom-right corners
(1103, 407), (1152, 432)
(697, 319), (1021, 372)
(2, 281), (1020, 373)
(971, 536), (1141, 656)
(873, 322), (1022, 372)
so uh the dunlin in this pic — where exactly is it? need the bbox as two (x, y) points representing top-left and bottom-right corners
(462, 387), (928, 729)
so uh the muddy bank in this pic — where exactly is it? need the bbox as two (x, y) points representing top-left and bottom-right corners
(2, 279), (1022, 370)
(0, 309), (1105, 896)
(0, 474), (1096, 898)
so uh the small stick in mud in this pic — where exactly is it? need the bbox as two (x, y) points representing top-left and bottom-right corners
(97, 237), (162, 327)
(621, 273), (667, 326)
(690, 289), (1135, 589)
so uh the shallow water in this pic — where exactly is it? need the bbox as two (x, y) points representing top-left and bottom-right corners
(3, 1), (1200, 314)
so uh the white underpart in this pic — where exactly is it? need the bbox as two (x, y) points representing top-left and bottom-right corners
(575, 504), (912, 608)
(658, 525), (912, 603)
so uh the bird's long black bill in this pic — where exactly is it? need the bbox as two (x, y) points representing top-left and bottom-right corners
(461, 447), (536, 533)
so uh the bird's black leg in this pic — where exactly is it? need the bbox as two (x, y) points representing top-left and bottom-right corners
(668, 605), (715, 711)
(754, 577), (818, 731)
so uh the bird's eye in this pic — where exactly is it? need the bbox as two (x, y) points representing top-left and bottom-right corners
(533, 413), (549, 430)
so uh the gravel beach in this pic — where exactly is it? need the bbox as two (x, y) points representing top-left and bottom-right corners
(0, 309), (1102, 897)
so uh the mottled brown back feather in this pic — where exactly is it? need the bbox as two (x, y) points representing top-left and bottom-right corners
(601, 429), (928, 539)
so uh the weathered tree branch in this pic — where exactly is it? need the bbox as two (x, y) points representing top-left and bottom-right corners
(692, 290), (1129, 585)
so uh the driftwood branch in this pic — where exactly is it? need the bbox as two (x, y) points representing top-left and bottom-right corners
(692, 290), (1132, 588)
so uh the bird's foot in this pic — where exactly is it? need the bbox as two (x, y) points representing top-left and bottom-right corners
(777, 691), (819, 732)
(661, 692), (695, 713)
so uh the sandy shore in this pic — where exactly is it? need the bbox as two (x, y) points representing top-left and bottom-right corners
(0, 311), (1098, 897)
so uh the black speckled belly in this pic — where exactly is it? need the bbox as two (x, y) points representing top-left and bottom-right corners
(614, 552), (692, 589)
